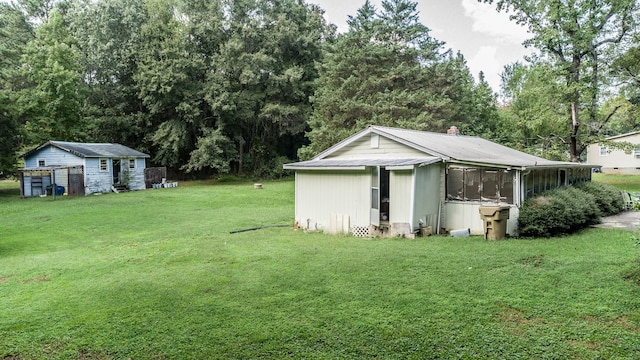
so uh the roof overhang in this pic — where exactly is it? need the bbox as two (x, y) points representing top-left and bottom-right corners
(283, 157), (441, 170)
(446, 159), (600, 170)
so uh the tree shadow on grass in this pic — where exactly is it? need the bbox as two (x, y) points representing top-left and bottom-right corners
(0, 188), (20, 198)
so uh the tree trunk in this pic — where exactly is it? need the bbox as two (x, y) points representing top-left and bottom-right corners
(570, 102), (580, 162)
(568, 54), (581, 162)
(238, 141), (244, 174)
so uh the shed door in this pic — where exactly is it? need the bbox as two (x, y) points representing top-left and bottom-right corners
(68, 167), (85, 196)
(370, 166), (380, 227)
(112, 160), (121, 184)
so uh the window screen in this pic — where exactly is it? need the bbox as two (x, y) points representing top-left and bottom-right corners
(500, 170), (513, 203)
(464, 169), (481, 201)
(447, 168), (464, 200)
(446, 167), (514, 204)
(482, 170), (498, 200)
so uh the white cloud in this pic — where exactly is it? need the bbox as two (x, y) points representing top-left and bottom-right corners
(469, 46), (502, 90)
(461, 0), (529, 45)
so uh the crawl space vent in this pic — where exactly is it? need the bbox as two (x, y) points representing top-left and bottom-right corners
(350, 226), (370, 237)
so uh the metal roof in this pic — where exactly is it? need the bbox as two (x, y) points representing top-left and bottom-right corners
(292, 126), (594, 169)
(283, 157), (440, 170)
(24, 141), (150, 159)
(369, 126), (589, 168)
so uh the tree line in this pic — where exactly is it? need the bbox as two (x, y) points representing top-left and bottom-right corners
(1, 0), (639, 178)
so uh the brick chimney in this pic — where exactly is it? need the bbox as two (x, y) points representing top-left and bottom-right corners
(447, 126), (460, 136)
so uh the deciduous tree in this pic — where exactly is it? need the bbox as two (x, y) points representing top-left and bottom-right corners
(19, 8), (85, 145)
(0, 2), (33, 174)
(69, 0), (149, 148)
(481, 0), (639, 161)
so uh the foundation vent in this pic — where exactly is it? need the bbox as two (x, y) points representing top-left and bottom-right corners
(350, 226), (370, 237)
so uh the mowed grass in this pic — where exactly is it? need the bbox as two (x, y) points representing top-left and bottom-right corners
(593, 173), (640, 192)
(1, 180), (640, 359)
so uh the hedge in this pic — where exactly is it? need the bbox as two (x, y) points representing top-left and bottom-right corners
(574, 181), (626, 216)
(518, 186), (603, 238)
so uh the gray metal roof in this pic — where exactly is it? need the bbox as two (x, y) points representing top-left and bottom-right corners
(283, 157), (440, 170)
(24, 141), (150, 159)
(285, 126), (596, 170)
(371, 126), (575, 168)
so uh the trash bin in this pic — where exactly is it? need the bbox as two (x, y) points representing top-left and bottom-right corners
(45, 185), (53, 196)
(55, 185), (65, 196)
(479, 205), (510, 240)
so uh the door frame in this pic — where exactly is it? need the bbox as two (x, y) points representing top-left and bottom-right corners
(370, 166), (380, 226)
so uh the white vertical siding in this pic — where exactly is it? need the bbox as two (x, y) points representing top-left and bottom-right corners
(389, 170), (412, 225)
(294, 170), (369, 232)
(444, 203), (517, 236)
(444, 203), (485, 234)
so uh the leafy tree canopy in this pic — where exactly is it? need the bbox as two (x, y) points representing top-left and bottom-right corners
(483, 0), (640, 161)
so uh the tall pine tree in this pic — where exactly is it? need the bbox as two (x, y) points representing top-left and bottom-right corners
(300, 0), (485, 159)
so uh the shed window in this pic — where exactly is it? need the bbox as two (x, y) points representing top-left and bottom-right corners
(99, 159), (108, 172)
(37, 159), (46, 167)
(129, 159), (136, 169)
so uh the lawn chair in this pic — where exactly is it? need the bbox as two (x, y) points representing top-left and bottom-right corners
(622, 192), (634, 210)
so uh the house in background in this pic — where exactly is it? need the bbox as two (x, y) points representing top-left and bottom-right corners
(586, 131), (640, 174)
(20, 141), (150, 197)
(284, 126), (596, 238)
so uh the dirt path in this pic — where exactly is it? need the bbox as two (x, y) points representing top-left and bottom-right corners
(593, 210), (640, 231)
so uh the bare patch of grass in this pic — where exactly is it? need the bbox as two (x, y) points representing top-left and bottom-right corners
(518, 254), (545, 268)
(568, 340), (598, 350)
(77, 349), (113, 360)
(22, 276), (49, 284)
(497, 307), (544, 336)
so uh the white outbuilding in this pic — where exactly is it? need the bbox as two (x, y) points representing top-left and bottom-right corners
(284, 126), (596, 237)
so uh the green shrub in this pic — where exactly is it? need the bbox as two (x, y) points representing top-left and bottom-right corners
(576, 181), (626, 216)
(519, 186), (600, 238)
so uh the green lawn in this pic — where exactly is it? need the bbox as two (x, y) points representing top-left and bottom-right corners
(1, 179), (640, 359)
(593, 173), (640, 192)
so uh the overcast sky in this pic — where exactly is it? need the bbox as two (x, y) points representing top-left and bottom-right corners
(310, 0), (533, 92)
